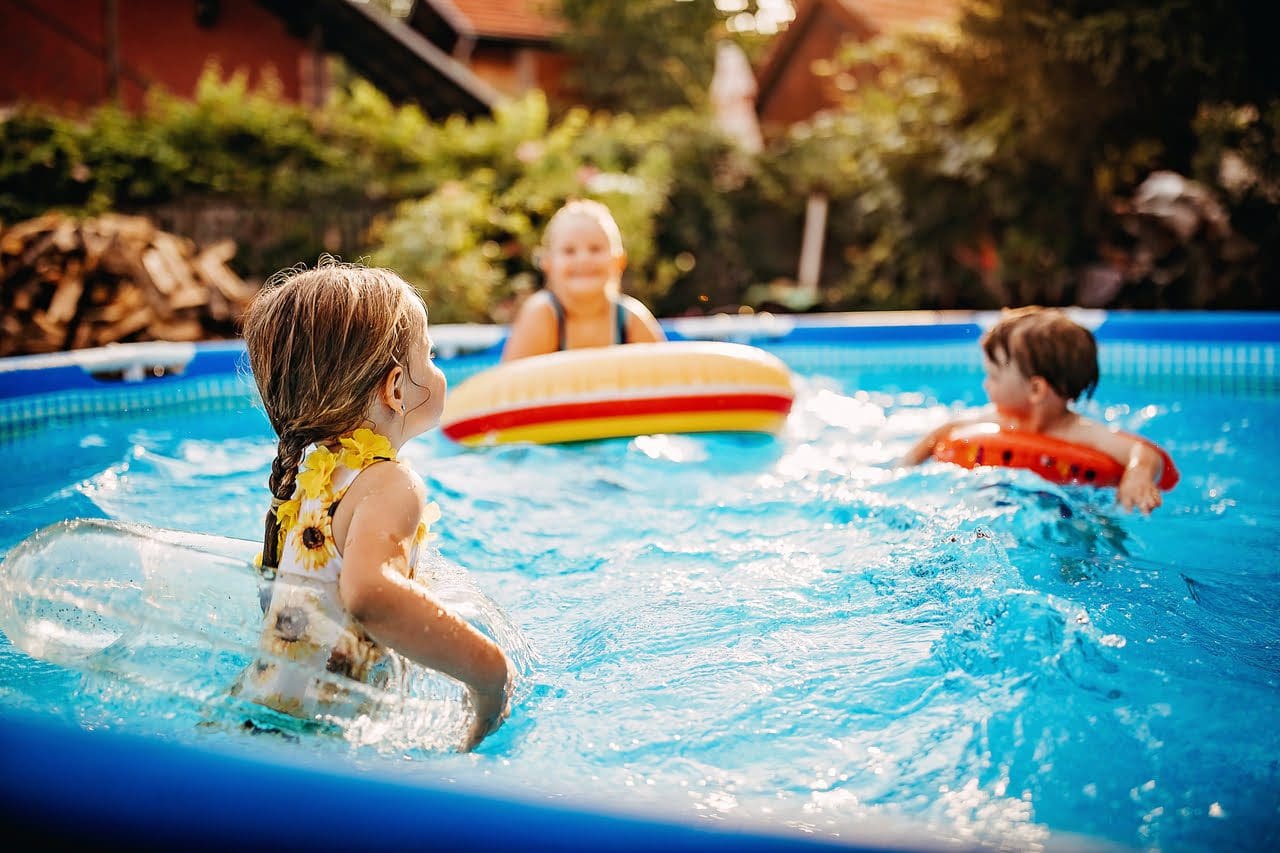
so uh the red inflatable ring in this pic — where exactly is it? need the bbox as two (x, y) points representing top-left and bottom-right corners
(933, 422), (1179, 490)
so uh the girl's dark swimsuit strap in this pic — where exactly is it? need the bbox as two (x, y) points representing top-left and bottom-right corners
(545, 291), (629, 351)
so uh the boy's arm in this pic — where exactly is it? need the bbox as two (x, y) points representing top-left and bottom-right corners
(1072, 421), (1165, 513)
(500, 295), (558, 362)
(337, 463), (512, 748)
(900, 419), (961, 466)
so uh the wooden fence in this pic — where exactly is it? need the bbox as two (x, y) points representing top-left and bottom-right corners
(137, 198), (395, 280)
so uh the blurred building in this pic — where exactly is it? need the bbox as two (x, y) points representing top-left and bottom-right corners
(408, 0), (570, 101)
(0, 0), (969, 126)
(0, 0), (497, 118)
(755, 0), (960, 129)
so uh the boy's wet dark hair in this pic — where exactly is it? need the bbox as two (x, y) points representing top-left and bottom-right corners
(981, 307), (1100, 401)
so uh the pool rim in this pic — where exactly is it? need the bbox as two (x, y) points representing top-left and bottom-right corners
(2, 308), (1278, 401)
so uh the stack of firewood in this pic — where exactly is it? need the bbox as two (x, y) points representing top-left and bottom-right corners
(0, 213), (258, 357)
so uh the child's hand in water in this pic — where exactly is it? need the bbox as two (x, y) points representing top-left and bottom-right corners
(464, 669), (513, 751)
(1117, 468), (1162, 514)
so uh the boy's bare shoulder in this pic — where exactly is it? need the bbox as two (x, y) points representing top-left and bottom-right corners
(1056, 413), (1115, 440)
(1053, 414), (1142, 452)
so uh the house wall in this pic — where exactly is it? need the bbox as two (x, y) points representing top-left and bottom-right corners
(0, 0), (310, 112)
(467, 43), (570, 101)
(756, 4), (874, 128)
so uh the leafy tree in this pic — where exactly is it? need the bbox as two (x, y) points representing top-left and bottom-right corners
(938, 0), (1278, 191)
(936, 0), (1279, 305)
(787, 0), (1280, 309)
(554, 0), (780, 114)
(372, 94), (686, 322)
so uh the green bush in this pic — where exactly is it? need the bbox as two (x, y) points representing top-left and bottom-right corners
(0, 64), (457, 220)
(372, 96), (701, 321)
(0, 110), (93, 221)
(7, 26), (1274, 319)
(2, 71), (759, 318)
(370, 180), (522, 324)
(757, 37), (1012, 311)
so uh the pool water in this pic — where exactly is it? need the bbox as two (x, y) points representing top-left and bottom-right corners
(1, 340), (1277, 850)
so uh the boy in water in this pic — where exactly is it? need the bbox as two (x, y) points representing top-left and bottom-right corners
(902, 307), (1168, 513)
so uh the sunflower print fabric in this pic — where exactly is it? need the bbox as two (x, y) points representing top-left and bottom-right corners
(236, 430), (439, 722)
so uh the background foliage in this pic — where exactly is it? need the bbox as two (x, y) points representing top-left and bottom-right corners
(555, 0), (781, 114)
(2, 0), (1276, 322)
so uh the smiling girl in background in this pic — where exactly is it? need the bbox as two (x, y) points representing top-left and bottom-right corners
(501, 199), (665, 361)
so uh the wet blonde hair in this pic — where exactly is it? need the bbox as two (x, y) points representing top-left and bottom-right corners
(981, 306), (1099, 401)
(241, 259), (427, 570)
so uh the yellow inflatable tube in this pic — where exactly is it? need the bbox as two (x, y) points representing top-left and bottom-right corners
(441, 341), (795, 446)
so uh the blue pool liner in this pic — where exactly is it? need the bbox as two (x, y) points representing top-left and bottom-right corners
(0, 707), (946, 852)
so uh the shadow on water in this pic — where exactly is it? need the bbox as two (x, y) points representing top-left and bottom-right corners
(959, 480), (1133, 583)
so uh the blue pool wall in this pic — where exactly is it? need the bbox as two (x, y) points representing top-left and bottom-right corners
(0, 706), (902, 852)
(3, 309), (1278, 403)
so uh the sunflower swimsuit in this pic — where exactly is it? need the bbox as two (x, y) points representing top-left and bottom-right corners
(235, 428), (439, 723)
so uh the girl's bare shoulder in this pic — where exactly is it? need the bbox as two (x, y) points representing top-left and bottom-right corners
(515, 290), (556, 319)
(621, 295), (665, 340)
(336, 461), (426, 540)
(352, 459), (424, 501)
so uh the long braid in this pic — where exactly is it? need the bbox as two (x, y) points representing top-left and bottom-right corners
(260, 435), (307, 574)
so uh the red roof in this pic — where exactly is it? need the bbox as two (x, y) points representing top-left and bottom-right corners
(433, 0), (562, 42)
(754, 0), (963, 127)
(838, 0), (960, 32)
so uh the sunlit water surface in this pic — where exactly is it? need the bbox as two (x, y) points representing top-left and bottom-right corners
(1, 345), (1277, 851)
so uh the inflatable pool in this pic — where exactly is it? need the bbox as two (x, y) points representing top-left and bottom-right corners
(4, 311), (1278, 851)
(441, 341), (795, 445)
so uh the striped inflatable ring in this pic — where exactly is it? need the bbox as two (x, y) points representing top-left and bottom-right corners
(441, 341), (795, 445)
(933, 422), (1179, 489)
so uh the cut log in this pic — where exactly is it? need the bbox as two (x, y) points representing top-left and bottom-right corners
(0, 213), (258, 356)
(148, 319), (205, 341)
(193, 240), (254, 301)
(0, 213), (63, 255)
(51, 219), (81, 253)
(46, 261), (85, 324)
(140, 246), (177, 295)
(93, 306), (155, 345)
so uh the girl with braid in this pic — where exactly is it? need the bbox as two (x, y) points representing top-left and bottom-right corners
(236, 260), (512, 750)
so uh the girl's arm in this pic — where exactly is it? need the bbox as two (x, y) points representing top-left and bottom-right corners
(501, 294), (558, 362)
(622, 296), (667, 343)
(337, 462), (512, 748)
